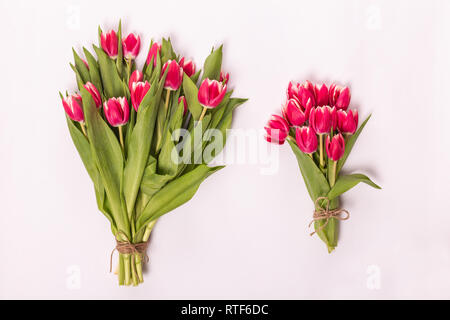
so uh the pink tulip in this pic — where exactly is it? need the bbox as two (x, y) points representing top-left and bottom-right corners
(131, 81), (151, 112)
(83, 82), (102, 108)
(264, 115), (290, 145)
(310, 106), (337, 135)
(198, 79), (227, 109)
(103, 97), (129, 127)
(329, 84), (351, 110)
(337, 109), (358, 135)
(162, 60), (183, 91)
(287, 81), (315, 119)
(282, 99), (306, 127)
(295, 126), (318, 154)
(220, 71), (230, 85)
(122, 33), (141, 60)
(179, 96), (188, 116)
(129, 70), (143, 92)
(314, 83), (329, 107)
(326, 134), (346, 161)
(179, 57), (196, 78)
(62, 94), (84, 123)
(100, 30), (118, 59)
(146, 42), (161, 67)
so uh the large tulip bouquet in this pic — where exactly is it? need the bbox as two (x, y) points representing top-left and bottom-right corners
(61, 22), (246, 286)
(265, 81), (380, 253)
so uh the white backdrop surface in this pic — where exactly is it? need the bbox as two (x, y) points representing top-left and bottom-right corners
(1, 0), (450, 299)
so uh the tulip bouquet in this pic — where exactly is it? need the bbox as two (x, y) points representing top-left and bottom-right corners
(61, 21), (246, 286)
(265, 81), (380, 253)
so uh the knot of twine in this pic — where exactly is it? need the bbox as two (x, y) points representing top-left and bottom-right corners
(110, 232), (149, 273)
(308, 197), (350, 236)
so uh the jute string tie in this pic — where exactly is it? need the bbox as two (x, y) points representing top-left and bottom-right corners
(110, 232), (149, 273)
(308, 197), (350, 236)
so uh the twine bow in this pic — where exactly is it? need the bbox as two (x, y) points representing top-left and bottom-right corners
(110, 231), (149, 273)
(308, 197), (350, 236)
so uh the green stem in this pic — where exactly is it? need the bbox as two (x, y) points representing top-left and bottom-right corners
(143, 220), (157, 242)
(127, 59), (133, 81)
(164, 89), (171, 113)
(319, 134), (324, 168)
(135, 255), (144, 283)
(198, 107), (207, 123)
(123, 254), (131, 286)
(330, 160), (337, 187)
(80, 123), (88, 137)
(118, 126), (124, 150)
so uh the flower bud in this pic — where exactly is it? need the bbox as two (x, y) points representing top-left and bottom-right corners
(146, 42), (161, 67)
(179, 96), (188, 116)
(83, 82), (102, 108)
(326, 134), (346, 161)
(282, 99), (306, 127)
(62, 94), (84, 123)
(122, 33), (141, 60)
(314, 83), (329, 107)
(103, 97), (130, 127)
(100, 30), (118, 59)
(264, 115), (290, 145)
(129, 70), (143, 92)
(337, 109), (358, 135)
(131, 81), (151, 112)
(179, 57), (196, 78)
(310, 106), (337, 135)
(198, 79), (227, 109)
(295, 126), (318, 154)
(329, 84), (351, 110)
(220, 71), (230, 85)
(162, 60), (183, 91)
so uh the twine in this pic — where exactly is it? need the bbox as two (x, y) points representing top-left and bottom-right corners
(110, 231), (149, 273)
(308, 197), (350, 236)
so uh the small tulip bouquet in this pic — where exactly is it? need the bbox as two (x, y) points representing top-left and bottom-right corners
(61, 22), (246, 286)
(265, 81), (380, 253)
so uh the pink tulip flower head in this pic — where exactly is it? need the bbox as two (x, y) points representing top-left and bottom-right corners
(198, 79), (227, 109)
(326, 133), (346, 161)
(100, 30), (118, 59)
(122, 33), (141, 60)
(296, 126), (318, 154)
(62, 94), (84, 123)
(103, 97), (130, 127)
(264, 115), (291, 145)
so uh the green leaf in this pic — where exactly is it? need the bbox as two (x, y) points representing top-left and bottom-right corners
(137, 165), (224, 230)
(182, 74), (203, 120)
(123, 70), (168, 217)
(191, 70), (201, 84)
(287, 139), (330, 201)
(80, 87), (128, 235)
(202, 46), (223, 81)
(116, 21), (124, 77)
(337, 114), (371, 174)
(327, 174), (381, 201)
(83, 48), (103, 95)
(93, 45), (125, 98)
(161, 38), (177, 63)
(72, 48), (90, 84)
(139, 157), (173, 198)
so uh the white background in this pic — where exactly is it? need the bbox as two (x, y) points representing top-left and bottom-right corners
(1, 0), (450, 299)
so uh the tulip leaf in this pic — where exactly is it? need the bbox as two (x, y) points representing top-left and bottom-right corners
(140, 158), (174, 198)
(202, 46), (223, 81)
(191, 70), (201, 84)
(80, 87), (128, 235)
(161, 38), (176, 64)
(287, 139), (330, 201)
(327, 174), (381, 201)
(158, 135), (178, 176)
(182, 74), (203, 120)
(137, 165), (224, 231)
(116, 20), (123, 78)
(123, 70), (168, 218)
(93, 45), (125, 99)
(72, 48), (90, 84)
(337, 114), (371, 174)
(83, 48), (103, 95)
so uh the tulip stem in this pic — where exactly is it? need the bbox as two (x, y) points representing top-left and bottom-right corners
(118, 126), (125, 150)
(330, 160), (337, 187)
(164, 90), (171, 112)
(319, 135), (324, 168)
(199, 107), (208, 122)
(127, 59), (133, 80)
(80, 123), (88, 137)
